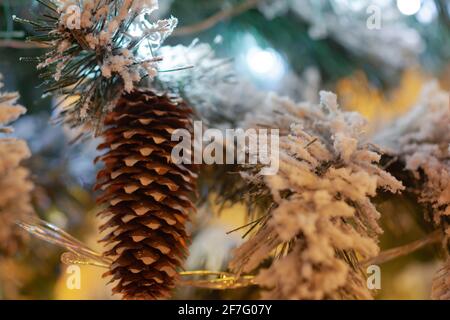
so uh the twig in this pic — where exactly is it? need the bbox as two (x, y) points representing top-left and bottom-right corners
(0, 39), (48, 49)
(173, 0), (264, 37)
(361, 229), (443, 267)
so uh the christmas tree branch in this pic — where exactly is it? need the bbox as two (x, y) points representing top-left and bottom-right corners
(361, 229), (443, 267)
(436, 0), (450, 28)
(173, 0), (264, 36)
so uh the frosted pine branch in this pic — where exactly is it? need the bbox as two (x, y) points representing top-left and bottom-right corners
(19, 0), (177, 133)
(229, 91), (403, 299)
(0, 74), (35, 256)
(376, 82), (449, 233)
(432, 258), (450, 300)
(376, 82), (450, 300)
(259, 0), (424, 70)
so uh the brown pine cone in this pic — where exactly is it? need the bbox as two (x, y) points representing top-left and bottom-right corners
(95, 90), (197, 300)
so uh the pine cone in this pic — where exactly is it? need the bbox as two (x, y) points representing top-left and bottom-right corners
(95, 90), (197, 300)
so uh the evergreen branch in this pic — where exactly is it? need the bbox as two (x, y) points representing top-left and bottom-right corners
(16, 0), (178, 133)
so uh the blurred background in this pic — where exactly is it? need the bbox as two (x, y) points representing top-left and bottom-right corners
(0, 0), (449, 300)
